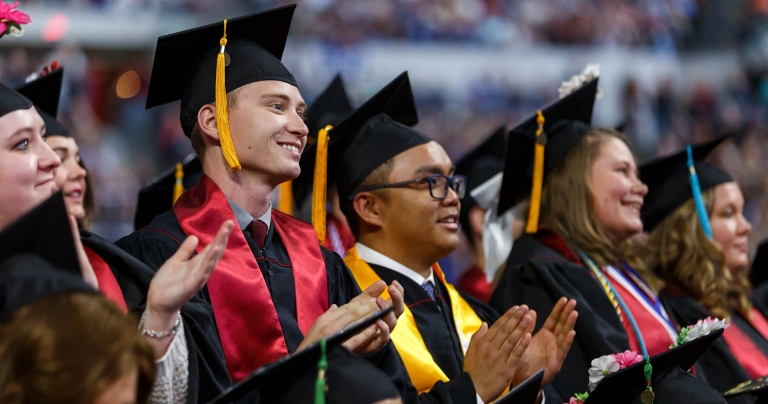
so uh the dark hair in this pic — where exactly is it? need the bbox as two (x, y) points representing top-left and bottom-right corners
(341, 158), (395, 239)
(0, 293), (156, 404)
(78, 158), (95, 231)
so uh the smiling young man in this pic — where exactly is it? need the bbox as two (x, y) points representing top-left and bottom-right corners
(297, 71), (578, 403)
(116, 7), (407, 403)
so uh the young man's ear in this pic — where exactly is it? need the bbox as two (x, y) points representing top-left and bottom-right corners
(197, 104), (219, 142)
(353, 192), (386, 231)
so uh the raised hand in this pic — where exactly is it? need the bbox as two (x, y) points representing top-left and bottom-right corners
(464, 305), (533, 403)
(296, 298), (381, 353)
(69, 215), (98, 289)
(512, 297), (578, 388)
(143, 220), (234, 358)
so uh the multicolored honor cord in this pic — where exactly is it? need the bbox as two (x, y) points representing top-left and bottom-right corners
(578, 250), (655, 403)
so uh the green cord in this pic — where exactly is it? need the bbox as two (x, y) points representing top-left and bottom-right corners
(315, 339), (328, 404)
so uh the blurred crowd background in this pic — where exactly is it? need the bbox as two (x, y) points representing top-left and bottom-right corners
(3, 0), (768, 280)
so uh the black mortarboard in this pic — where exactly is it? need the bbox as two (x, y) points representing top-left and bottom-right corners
(496, 369), (544, 404)
(497, 78), (599, 216)
(15, 68), (70, 137)
(0, 192), (80, 275)
(146, 5), (297, 138)
(208, 308), (400, 404)
(751, 239), (768, 288)
(456, 125), (507, 242)
(0, 253), (95, 322)
(134, 154), (203, 230)
(587, 329), (726, 404)
(639, 136), (732, 232)
(297, 72), (419, 200)
(724, 376), (768, 404)
(293, 72), (420, 243)
(292, 74), (355, 206)
(0, 82), (33, 118)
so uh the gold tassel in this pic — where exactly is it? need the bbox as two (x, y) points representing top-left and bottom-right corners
(172, 162), (184, 204)
(312, 125), (332, 244)
(215, 20), (241, 171)
(277, 180), (294, 215)
(525, 110), (546, 234)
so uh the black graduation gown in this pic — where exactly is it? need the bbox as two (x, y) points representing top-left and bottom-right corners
(369, 263), (563, 404)
(662, 294), (768, 404)
(489, 234), (631, 398)
(115, 210), (428, 404)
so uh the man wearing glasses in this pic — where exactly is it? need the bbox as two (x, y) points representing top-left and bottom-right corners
(309, 71), (578, 403)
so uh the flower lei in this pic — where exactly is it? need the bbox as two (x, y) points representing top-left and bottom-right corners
(566, 317), (729, 403)
(558, 63), (603, 100)
(0, 2), (29, 38)
(25, 61), (61, 83)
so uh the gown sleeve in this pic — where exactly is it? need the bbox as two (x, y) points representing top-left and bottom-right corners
(116, 227), (242, 404)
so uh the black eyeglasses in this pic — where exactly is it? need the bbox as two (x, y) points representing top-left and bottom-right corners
(348, 174), (467, 200)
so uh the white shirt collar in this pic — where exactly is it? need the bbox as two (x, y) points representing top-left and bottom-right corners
(355, 242), (435, 286)
(227, 198), (272, 231)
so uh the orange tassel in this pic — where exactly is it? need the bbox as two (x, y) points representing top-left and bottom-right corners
(215, 20), (241, 171)
(525, 110), (546, 234)
(312, 125), (332, 243)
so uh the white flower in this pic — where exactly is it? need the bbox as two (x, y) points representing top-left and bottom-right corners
(682, 317), (729, 344)
(587, 355), (619, 391)
(25, 72), (38, 83)
(558, 63), (602, 99)
(8, 24), (22, 37)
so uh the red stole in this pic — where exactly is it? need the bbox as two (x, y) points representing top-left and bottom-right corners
(723, 315), (768, 379)
(457, 265), (492, 304)
(173, 175), (328, 381)
(84, 246), (128, 312)
(603, 268), (675, 356)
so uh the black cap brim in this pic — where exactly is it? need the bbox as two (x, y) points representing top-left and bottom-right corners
(497, 78), (599, 215)
(588, 328), (725, 404)
(293, 74), (355, 205)
(640, 136), (732, 232)
(496, 369), (544, 404)
(295, 71), (420, 201)
(0, 192), (80, 276)
(146, 5), (298, 137)
(208, 307), (399, 404)
(15, 69), (63, 118)
(751, 239), (768, 287)
(134, 155), (203, 230)
(0, 82), (33, 119)
(0, 253), (95, 322)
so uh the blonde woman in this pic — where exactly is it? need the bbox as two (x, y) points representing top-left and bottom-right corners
(488, 78), (720, 402)
(633, 137), (768, 399)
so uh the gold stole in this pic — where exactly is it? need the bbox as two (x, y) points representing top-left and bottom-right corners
(345, 246), (484, 393)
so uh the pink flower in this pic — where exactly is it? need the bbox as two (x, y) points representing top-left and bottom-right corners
(568, 398), (584, 404)
(0, 2), (31, 25)
(611, 350), (643, 369)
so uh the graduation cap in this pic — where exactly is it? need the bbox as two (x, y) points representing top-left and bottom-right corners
(497, 78), (599, 229)
(456, 125), (507, 242)
(294, 71), (420, 243)
(751, 239), (768, 288)
(134, 154), (203, 230)
(15, 67), (70, 137)
(724, 376), (768, 404)
(0, 192), (80, 276)
(208, 307), (399, 404)
(0, 253), (95, 322)
(291, 74), (355, 208)
(588, 328), (726, 404)
(146, 5), (298, 171)
(0, 82), (33, 119)
(639, 136), (732, 233)
(495, 369), (544, 404)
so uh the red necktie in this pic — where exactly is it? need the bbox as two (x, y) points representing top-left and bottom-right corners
(248, 219), (268, 249)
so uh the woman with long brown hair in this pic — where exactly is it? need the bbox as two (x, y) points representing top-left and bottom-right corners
(632, 137), (768, 399)
(489, 75), (721, 402)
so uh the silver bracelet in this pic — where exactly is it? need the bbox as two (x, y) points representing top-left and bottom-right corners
(139, 310), (181, 338)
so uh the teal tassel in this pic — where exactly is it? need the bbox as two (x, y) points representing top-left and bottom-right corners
(686, 145), (713, 239)
(315, 339), (328, 404)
